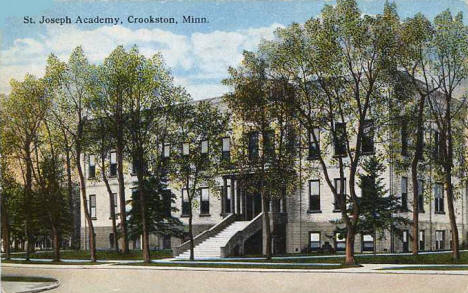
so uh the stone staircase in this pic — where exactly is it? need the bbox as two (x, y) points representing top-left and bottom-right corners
(175, 221), (250, 259)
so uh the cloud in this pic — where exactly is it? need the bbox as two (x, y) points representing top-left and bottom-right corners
(0, 23), (282, 98)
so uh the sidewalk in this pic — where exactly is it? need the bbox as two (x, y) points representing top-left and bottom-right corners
(2, 261), (468, 276)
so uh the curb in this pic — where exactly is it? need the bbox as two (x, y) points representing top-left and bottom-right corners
(17, 281), (60, 293)
(3, 262), (468, 276)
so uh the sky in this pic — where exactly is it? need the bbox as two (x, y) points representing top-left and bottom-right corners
(1, 0), (468, 100)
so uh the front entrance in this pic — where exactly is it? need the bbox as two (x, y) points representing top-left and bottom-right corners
(222, 176), (263, 221)
(245, 191), (262, 220)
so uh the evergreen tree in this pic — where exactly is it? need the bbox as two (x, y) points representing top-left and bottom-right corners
(357, 155), (408, 253)
(127, 173), (183, 246)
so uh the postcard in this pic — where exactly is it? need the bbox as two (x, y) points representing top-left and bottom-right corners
(1, 1), (468, 293)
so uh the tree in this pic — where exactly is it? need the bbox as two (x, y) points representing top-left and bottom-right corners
(0, 158), (24, 259)
(171, 101), (229, 260)
(86, 116), (119, 252)
(45, 47), (97, 262)
(396, 12), (438, 256)
(33, 142), (72, 261)
(223, 51), (300, 259)
(90, 46), (132, 254)
(262, 0), (400, 264)
(0, 75), (49, 260)
(120, 46), (188, 263)
(127, 176), (183, 249)
(426, 10), (468, 260)
(356, 155), (408, 254)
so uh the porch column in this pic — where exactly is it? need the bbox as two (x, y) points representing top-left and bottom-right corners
(236, 179), (241, 215)
(221, 177), (226, 215)
(230, 177), (235, 214)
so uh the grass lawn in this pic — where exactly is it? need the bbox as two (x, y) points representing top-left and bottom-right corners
(118, 262), (358, 270)
(189, 251), (468, 265)
(1, 276), (57, 282)
(379, 266), (468, 271)
(1, 259), (104, 265)
(2, 249), (172, 260)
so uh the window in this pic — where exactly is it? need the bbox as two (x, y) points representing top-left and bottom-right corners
(163, 144), (171, 158)
(201, 140), (209, 154)
(433, 130), (444, 160)
(362, 234), (374, 252)
(309, 232), (321, 251)
(110, 152), (117, 177)
(419, 230), (425, 251)
(334, 123), (346, 156)
(263, 130), (275, 158)
(162, 189), (172, 217)
(436, 230), (445, 250)
(333, 178), (346, 212)
(361, 176), (374, 198)
(182, 142), (190, 156)
(286, 126), (296, 155)
(400, 118), (408, 156)
(248, 132), (259, 161)
(335, 233), (346, 251)
(402, 230), (409, 252)
(110, 193), (117, 216)
(434, 131), (440, 160)
(361, 120), (374, 154)
(401, 177), (408, 211)
(88, 155), (96, 178)
(200, 188), (210, 215)
(89, 194), (96, 219)
(222, 137), (231, 162)
(308, 127), (320, 160)
(309, 180), (320, 211)
(417, 179), (424, 212)
(162, 235), (171, 249)
(131, 157), (137, 175)
(109, 233), (115, 249)
(434, 183), (444, 214)
(181, 189), (190, 216)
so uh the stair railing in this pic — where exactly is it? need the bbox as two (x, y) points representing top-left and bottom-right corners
(220, 212), (263, 258)
(173, 213), (237, 257)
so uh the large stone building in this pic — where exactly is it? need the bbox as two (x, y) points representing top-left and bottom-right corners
(80, 96), (467, 258)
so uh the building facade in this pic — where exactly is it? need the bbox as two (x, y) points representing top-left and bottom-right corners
(80, 97), (467, 255)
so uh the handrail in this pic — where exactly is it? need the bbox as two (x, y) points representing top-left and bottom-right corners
(220, 212), (264, 258)
(173, 213), (236, 256)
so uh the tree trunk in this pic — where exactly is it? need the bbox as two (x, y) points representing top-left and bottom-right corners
(373, 229), (377, 255)
(445, 171), (460, 260)
(65, 144), (78, 250)
(116, 144), (129, 254)
(136, 170), (150, 263)
(411, 93), (425, 256)
(76, 152), (97, 262)
(345, 227), (356, 265)
(262, 196), (272, 260)
(411, 159), (420, 256)
(24, 145), (33, 261)
(1, 197), (10, 259)
(102, 159), (119, 253)
(189, 197), (194, 261)
(51, 225), (60, 262)
(444, 107), (459, 260)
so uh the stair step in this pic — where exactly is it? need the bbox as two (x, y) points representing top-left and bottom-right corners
(176, 221), (251, 257)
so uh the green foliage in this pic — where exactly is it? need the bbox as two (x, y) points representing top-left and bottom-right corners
(356, 155), (408, 239)
(34, 154), (73, 238)
(223, 50), (300, 201)
(170, 101), (229, 203)
(127, 176), (183, 241)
